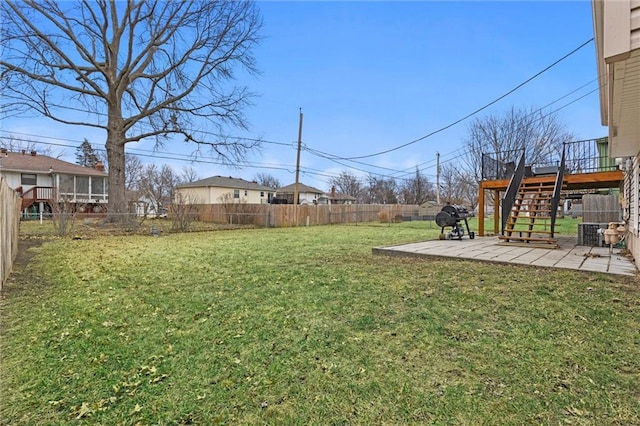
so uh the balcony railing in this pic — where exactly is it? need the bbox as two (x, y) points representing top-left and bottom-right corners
(20, 186), (53, 202)
(19, 186), (108, 209)
(482, 138), (615, 181)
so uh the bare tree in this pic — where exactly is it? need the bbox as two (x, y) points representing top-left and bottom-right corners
(364, 175), (398, 204)
(0, 134), (60, 158)
(253, 172), (280, 189)
(458, 106), (574, 213)
(398, 167), (434, 205)
(125, 154), (144, 193)
(462, 106), (575, 182)
(440, 163), (477, 208)
(181, 166), (199, 184)
(138, 163), (180, 215)
(171, 192), (202, 232)
(329, 171), (363, 200)
(1, 1), (262, 219)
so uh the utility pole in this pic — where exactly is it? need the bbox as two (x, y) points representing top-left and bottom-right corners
(436, 152), (441, 205)
(294, 108), (303, 225)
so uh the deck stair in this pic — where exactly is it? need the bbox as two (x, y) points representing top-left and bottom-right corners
(498, 147), (566, 248)
(498, 181), (564, 246)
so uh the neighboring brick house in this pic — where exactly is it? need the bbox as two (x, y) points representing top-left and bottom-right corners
(175, 175), (275, 204)
(0, 149), (108, 216)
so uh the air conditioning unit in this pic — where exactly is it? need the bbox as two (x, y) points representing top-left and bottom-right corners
(578, 223), (607, 247)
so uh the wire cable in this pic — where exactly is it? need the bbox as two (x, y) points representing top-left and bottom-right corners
(311, 37), (594, 161)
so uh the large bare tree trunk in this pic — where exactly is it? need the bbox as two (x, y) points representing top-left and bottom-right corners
(106, 113), (127, 219)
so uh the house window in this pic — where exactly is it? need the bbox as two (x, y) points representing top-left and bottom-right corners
(260, 191), (264, 197)
(59, 174), (74, 194)
(21, 173), (36, 185)
(91, 177), (105, 195)
(233, 189), (239, 199)
(91, 177), (106, 200)
(76, 176), (89, 195)
(244, 190), (248, 196)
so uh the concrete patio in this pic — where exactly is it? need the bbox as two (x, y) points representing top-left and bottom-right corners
(373, 235), (637, 277)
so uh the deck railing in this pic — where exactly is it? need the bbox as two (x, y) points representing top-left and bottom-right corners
(481, 149), (524, 180)
(21, 186), (53, 202)
(20, 186), (108, 210)
(482, 138), (615, 180)
(563, 138), (616, 174)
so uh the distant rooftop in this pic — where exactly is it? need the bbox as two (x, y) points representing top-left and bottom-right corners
(277, 183), (324, 194)
(177, 175), (275, 191)
(0, 150), (107, 176)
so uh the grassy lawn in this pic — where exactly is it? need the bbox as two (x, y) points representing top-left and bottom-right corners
(1, 221), (638, 424)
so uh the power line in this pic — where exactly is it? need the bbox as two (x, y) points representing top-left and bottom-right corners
(393, 80), (601, 180)
(391, 78), (601, 177)
(304, 77), (600, 183)
(0, 94), (294, 148)
(312, 37), (595, 161)
(0, 131), (360, 184)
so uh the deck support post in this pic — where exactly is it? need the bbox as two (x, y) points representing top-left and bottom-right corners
(478, 183), (485, 236)
(494, 190), (500, 234)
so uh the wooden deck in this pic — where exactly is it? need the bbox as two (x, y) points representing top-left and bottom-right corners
(478, 170), (623, 237)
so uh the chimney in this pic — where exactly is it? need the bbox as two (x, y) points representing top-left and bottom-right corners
(95, 161), (105, 172)
(21, 149), (26, 155)
(331, 185), (336, 199)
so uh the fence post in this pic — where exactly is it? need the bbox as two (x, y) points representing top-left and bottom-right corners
(1, 176), (22, 290)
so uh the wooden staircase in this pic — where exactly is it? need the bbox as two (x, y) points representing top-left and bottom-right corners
(498, 181), (563, 247)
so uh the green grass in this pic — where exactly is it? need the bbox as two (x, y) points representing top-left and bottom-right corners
(473, 215), (581, 236)
(1, 222), (638, 425)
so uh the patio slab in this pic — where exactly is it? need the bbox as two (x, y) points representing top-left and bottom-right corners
(373, 236), (637, 276)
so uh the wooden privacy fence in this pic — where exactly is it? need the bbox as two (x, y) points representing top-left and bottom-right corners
(1, 176), (21, 290)
(198, 204), (422, 227)
(581, 194), (621, 223)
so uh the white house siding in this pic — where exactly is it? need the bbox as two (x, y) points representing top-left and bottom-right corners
(2, 171), (53, 192)
(176, 186), (272, 205)
(594, 0), (640, 270)
(632, 0), (640, 48)
(298, 192), (320, 205)
(628, 158), (640, 264)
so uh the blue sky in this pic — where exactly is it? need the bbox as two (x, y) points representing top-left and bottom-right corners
(1, 1), (602, 191)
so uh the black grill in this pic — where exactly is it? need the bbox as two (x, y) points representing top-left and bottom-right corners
(435, 204), (475, 240)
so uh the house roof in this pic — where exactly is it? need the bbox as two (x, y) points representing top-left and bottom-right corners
(177, 175), (275, 191)
(0, 150), (107, 176)
(277, 183), (324, 194)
